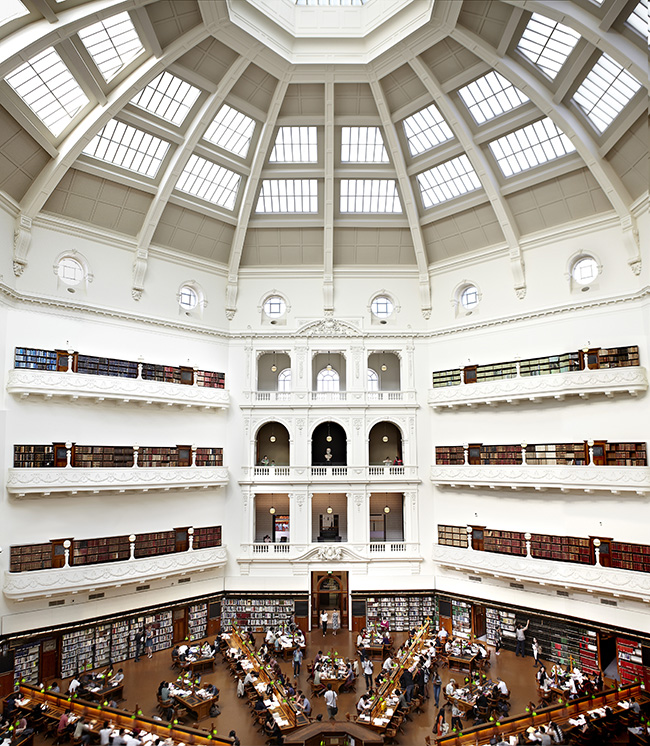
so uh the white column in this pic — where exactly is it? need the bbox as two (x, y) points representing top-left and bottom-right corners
(349, 344), (365, 393)
(294, 344), (309, 395)
(242, 490), (255, 546)
(347, 491), (367, 544)
(289, 491), (311, 546)
(403, 490), (418, 544)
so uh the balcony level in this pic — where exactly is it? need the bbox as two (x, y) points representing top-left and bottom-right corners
(432, 543), (650, 603)
(242, 389), (418, 407)
(7, 368), (229, 410)
(4, 544), (228, 601)
(240, 464), (420, 484)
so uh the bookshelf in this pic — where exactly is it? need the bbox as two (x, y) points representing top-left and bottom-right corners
(605, 442), (647, 466)
(13, 643), (40, 686)
(437, 525), (469, 548)
(72, 536), (130, 565)
(486, 608), (516, 645)
(134, 531), (176, 558)
(365, 593), (435, 632)
(144, 611), (173, 652)
(476, 361), (517, 382)
(530, 534), (592, 564)
(188, 603), (208, 641)
(13, 444), (223, 468)
(10, 543), (52, 572)
(110, 619), (130, 663)
(95, 624), (111, 668)
(77, 355), (138, 378)
(13, 445), (54, 468)
(483, 530), (525, 556)
(193, 526), (222, 549)
(221, 597), (295, 633)
(520, 352), (580, 377)
(598, 346), (639, 368)
(142, 364), (182, 384)
(434, 446), (465, 465)
(14, 348), (57, 370)
(61, 628), (95, 678)
(451, 599), (472, 639)
(617, 637), (646, 685)
(431, 369), (461, 388)
(73, 446), (134, 468)
(196, 370), (226, 389)
(129, 617), (145, 659)
(194, 448), (224, 467)
(610, 541), (650, 573)
(475, 444), (522, 465)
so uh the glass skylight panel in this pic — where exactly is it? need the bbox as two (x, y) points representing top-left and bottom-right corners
(341, 127), (389, 163)
(402, 104), (453, 157)
(340, 180), (402, 213)
(488, 118), (576, 177)
(626, 0), (648, 39)
(1, 0), (29, 28)
(130, 72), (201, 126)
(5, 47), (89, 137)
(203, 105), (256, 158)
(457, 71), (529, 125)
(416, 155), (481, 208)
(83, 120), (170, 177)
(517, 13), (581, 79)
(256, 179), (318, 213)
(269, 126), (318, 162)
(572, 54), (642, 134)
(176, 154), (241, 211)
(77, 12), (144, 82)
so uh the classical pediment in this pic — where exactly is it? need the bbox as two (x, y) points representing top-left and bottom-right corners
(295, 318), (363, 338)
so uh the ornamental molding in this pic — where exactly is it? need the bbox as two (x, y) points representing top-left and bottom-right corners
(431, 544), (650, 601)
(430, 465), (650, 495)
(7, 369), (230, 410)
(7, 466), (229, 498)
(428, 367), (648, 409)
(295, 318), (363, 338)
(3, 546), (228, 600)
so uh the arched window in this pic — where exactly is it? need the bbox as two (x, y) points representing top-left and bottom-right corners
(278, 368), (292, 392)
(367, 368), (379, 391)
(317, 368), (340, 392)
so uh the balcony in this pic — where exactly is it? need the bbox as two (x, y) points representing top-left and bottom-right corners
(430, 464), (650, 495)
(3, 545), (228, 601)
(428, 367), (648, 410)
(432, 543), (650, 602)
(7, 465), (229, 498)
(241, 390), (418, 407)
(238, 542), (422, 574)
(7, 369), (229, 410)
(240, 465), (420, 484)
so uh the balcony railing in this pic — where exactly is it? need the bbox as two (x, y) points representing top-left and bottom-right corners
(7, 465), (229, 498)
(240, 465), (419, 482)
(7, 369), (229, 410)
(431, 543), (650, 601)
(3, 544), (228, 600)
(430, 464), (650, 495)
(240, 542), (419, 563)
(244, 390), (417, 406)
(428, 366), (647, 410)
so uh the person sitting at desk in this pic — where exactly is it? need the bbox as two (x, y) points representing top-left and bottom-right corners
(382, 655), (393, 672)
(99, 721), (112, 746)
(49, 681), (61, 693)
(265, 627), (276, 645)
(445, 678), (457, 697)
(112, 729), (127, 746)
(243, 670), (256, 688)
(357, 693), (371, 714)
(496, 677), (509, 697)
(110, 668), (124, 686)
(296, 694), (311, 717)
(253, 698), (267, 714)
(57, 710), (72, 737)
(73, 717), (91, 745)
(14, 716), (34, 739)
(124, 731), (142, 746)
(356, 630), (365, 648)
(68, 676), (81, 694)
(313, 665), (326, 697)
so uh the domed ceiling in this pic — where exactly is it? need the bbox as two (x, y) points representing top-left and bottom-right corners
(0, 0), (647, 316)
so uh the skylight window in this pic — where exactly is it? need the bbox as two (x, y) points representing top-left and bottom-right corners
(488, 118), (576, 177)
(517, 13), (581, 79)
(572, 54), (642, 134)
(457, 71), (529, 125)
(626, 0), (648, 37)
(203, 105), (256, 158)
(341, 127), (389, 163)
(77, 12), (144, 82)
(130, 72), (201, 126)
(340, 179), (402, 213)
(83, 120), (170, 177)
(256, 179), (318, 213)
(402, 103), (453, 157)
(416, 155), (482, 208)
(176, 154), (241, 211)
(269, 126), (318, 162)
(5, 47), (89, 137)
(1, 0), (29, 28)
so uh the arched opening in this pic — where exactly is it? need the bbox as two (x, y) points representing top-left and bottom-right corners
(368, 352), (401, 391)
(257, 352), (291, 391)
(277, 368), (292, 392)
(368, 421), (403, 465)
(367, 368), (379, 391)
(256, 422), (290, 465)
(311, 421), (347, 466)
(316, 367), (340, 391)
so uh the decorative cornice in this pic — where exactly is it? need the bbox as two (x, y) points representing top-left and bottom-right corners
(3, 546), (228, 600)
(295, 317), (364, 338)
(432, 544), (650, 602)
(7, 466), (229, 498)
(7, 369), (230, 410)
(428, 367), (648, 409)
(430, 465), (650, 495)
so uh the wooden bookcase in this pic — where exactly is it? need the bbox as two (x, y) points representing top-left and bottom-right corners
(437, 525), (469, 548)
(193, 525), (222, 549)
(483, 529), (526, 556)
(72, 536), (131, 565)
(434, 446), (465, 465)
(530, 534), (591, 564)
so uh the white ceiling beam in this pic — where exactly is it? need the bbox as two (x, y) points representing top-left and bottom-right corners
(226, 76), (291, 320)
(408, 55), (527, 299)
(12, 24), (209, 277)
(323, 79), (335, 314)
(451, 25), (643, 276)
(21, 0), (58, 24)
(132, 54), (252, 300)
(368, 74), (432, 318)
(501, 0), (647, 85)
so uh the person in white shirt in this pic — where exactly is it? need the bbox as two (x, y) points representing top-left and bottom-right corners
(382, 656), (393, 672)
(68, 677), (81, 694)
(265, 628), (276, 645)
(356, 632), (364, 648)
(124, 731), (142, 746)
(496, 678), (509, 696)
(437, 627), (448, 641)
(445, 678), (456, 696)
(110, 668), (124, 686)
(99, 722), (112, 746)
(320, 610), (329, 637)
(362, 658), (374, 690)
(357, 694), (371, 714)
(324, 685), (338, 719)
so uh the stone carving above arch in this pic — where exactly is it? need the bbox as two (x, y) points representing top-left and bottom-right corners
(296, 318), (362, 338)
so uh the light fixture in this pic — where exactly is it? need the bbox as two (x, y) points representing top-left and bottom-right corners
(270, 435), (276, 442)
(382, 435), (389, 443)
(269, 507), (276, 515)
(327, 506), (333, 514)
(326, 421), (332, 443)
(270, 422), (276, 442)
(382, 421), (389, 443)
(384, 506), (390, 514)
(271, 351), (277, 373)
(593, 538), (601, 548)
(326, 352), (332, 371)
(381, 353), (387, 372)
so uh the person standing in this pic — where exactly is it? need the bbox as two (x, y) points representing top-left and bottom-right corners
(331, 609), (340, 636)
(145, 625), (154, 659)
(432, 668), (442, 708)
(134, 628), (145, 662)
(320, 609), (328, 637)
(324, 684), (338, 719)
(532, 637), (541, 667)
(292, 646), (303, 677)
(362, 657), (374, 691)
(495, 626), (502, 656)
(515, 620), (530, 657)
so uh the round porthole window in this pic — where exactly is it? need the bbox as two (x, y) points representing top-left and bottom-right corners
(572, 257), (598, 286)
(263, 295), (286, 319)
(460, 285), (479, 310)
(179, 285), (198, 310)
(57, 257), (84, 286)
(371, 295), (394, 319)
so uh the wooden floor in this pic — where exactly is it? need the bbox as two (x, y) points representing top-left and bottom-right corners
(52, 630), (544, 744)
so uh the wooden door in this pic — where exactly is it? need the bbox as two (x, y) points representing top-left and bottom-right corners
(591, 440), (607, 466)
(174, 528), (189, 553)
(51, 539), (72, 568)
(471, 527), (485, 552)
(53, 443), (69, 468)
(41, 638), (59, 680)
(180, 367), (194, 385)
(177, 445), (191, 467)
(437, 598), (453, 634)
(173, 608), (187, 643)
(207, 601), (221, 637)
(55, 350), (76, 372)
(468, 444), (481, 465)
(472, 604), (486, 639)
(463, 365), (477, 384)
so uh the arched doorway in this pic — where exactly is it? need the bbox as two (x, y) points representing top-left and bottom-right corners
(368, 421), (403, 464)
(256, 421), (290, 465)
(311, 421), (347, 465)
(311, 571), (348, 630)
